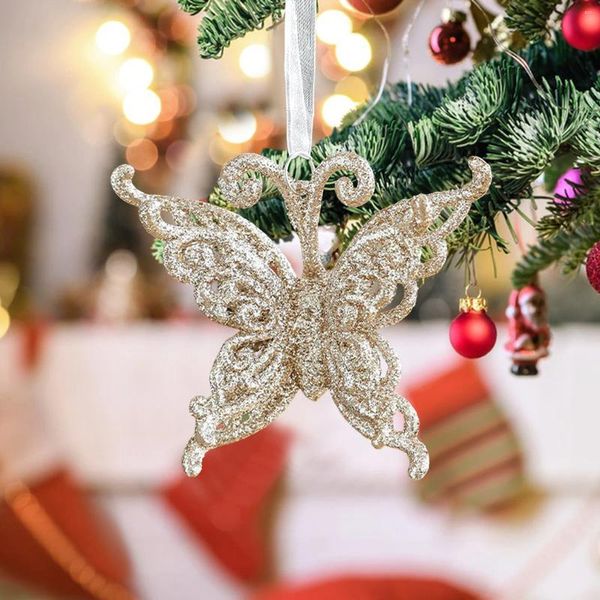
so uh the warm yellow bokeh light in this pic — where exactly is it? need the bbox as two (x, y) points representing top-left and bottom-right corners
(335, 76), (370, 102)
(239, 44), (272, 79)
(96, 20), (131, 56)
(321, 94), (357, 128)
(123, 89), (162, 125)
(217, 112), (257, 144)
(118, 58), (154, 93)
(0, 305), (10, 339)
(316, 10), (353, 45)
(335, 33), (372, 72)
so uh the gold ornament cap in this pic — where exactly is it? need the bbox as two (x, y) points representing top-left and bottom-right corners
(459, 285), (488, 312)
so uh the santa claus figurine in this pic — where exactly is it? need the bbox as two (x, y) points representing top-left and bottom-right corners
(505, 284), (551, 376)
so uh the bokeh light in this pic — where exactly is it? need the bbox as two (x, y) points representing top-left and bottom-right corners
(321, 94), (357, 128)
(118, 58), (154, 93)
(335, 33), (372, 71)
(157, 88), (180, 122)
(316, 10), (353, 45)
(239, 44), (272, 79)
(175, 85), (197, 117)
(217, 111), (257, 144)
(95, 20), (131, 56)
(123, 89), (162, 125)
(0, 305), (10, 339)
(149, 119), (175, 141)
(335, 76), (370, 102)
(125, 139), (159, 171)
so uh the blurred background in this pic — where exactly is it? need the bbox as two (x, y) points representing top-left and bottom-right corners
(1, 0), (599, 599)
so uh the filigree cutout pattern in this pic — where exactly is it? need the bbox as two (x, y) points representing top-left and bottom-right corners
(112, 152), (492, 480)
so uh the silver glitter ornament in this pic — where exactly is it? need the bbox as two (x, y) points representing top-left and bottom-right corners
(112, 152), (492, 480)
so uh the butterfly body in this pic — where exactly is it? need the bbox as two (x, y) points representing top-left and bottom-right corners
(111, 151), (492, 481)
(289, 275), (328, 401)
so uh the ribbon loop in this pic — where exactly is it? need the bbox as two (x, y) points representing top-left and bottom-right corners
(284, 0), (316, 159)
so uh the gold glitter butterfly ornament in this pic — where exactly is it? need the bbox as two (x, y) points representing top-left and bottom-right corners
(111, 152), (492, 480)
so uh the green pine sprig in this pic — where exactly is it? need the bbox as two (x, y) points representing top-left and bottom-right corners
(504, 0), (562, 42)
(512, 182), (600, 287)
(177, 0), (285, 59)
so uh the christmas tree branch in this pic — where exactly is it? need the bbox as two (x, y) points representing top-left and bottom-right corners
(208, 39), (600, 270)
(512, 183), (600, 287)
(177, 0), (285, 58)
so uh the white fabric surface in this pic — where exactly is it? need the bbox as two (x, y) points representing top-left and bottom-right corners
(2, 322), (600, 599)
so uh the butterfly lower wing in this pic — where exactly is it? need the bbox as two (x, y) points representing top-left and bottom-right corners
(325, 330), (429, 480)
(183, 331), (296, 476)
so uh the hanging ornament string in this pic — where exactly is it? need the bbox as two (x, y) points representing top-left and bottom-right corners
(401, 0), (427, 107)
(284, 0), (317, 162)
(352, 8), (392, 127)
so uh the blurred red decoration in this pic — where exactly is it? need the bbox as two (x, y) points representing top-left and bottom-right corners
(429, 10), (471, 65)
(585, 241), (600, 292)
(406, 361), (526, 510)
(562, 0), (600, 51)
(0, 470), (133, 599)
(505, 284), (551, 375)
(449, 294), (497, 359)
(344, 0), (404, 15)
(253, 575), (482, 599)
(162, 426), (290, 583)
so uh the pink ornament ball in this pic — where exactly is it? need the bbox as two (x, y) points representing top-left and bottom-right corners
(553, 167), (584, 205)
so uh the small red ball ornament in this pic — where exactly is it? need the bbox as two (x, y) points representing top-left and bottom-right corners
(429, 9), (471, 65)
(586, 241), (600, 293)
(562, 0), (600, 51)
(343, 0), (404, 15)
(449, 294), (497, 359)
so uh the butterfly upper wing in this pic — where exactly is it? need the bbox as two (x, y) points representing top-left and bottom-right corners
(111, 164), (296, 333)
(111, 157), (298, 475)
(327, 156), (493, 330)
(323, 156), (492, 479)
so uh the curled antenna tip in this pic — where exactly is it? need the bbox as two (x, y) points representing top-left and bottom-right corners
(467, 156), (493, 192)
(111, 164), (141, 207)
(112, 164), (135, 180)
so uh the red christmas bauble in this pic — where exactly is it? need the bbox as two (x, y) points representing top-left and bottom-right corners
(585, 241), (600, 293)
(562, 0), (600, 51)
(343, 0), (404, 16)
(429, 10), (471, 65)
(449, 309), (497, 359)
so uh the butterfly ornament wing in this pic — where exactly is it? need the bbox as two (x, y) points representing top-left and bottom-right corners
(323, 156), (493, 480)
(111, 157), (298, 476)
